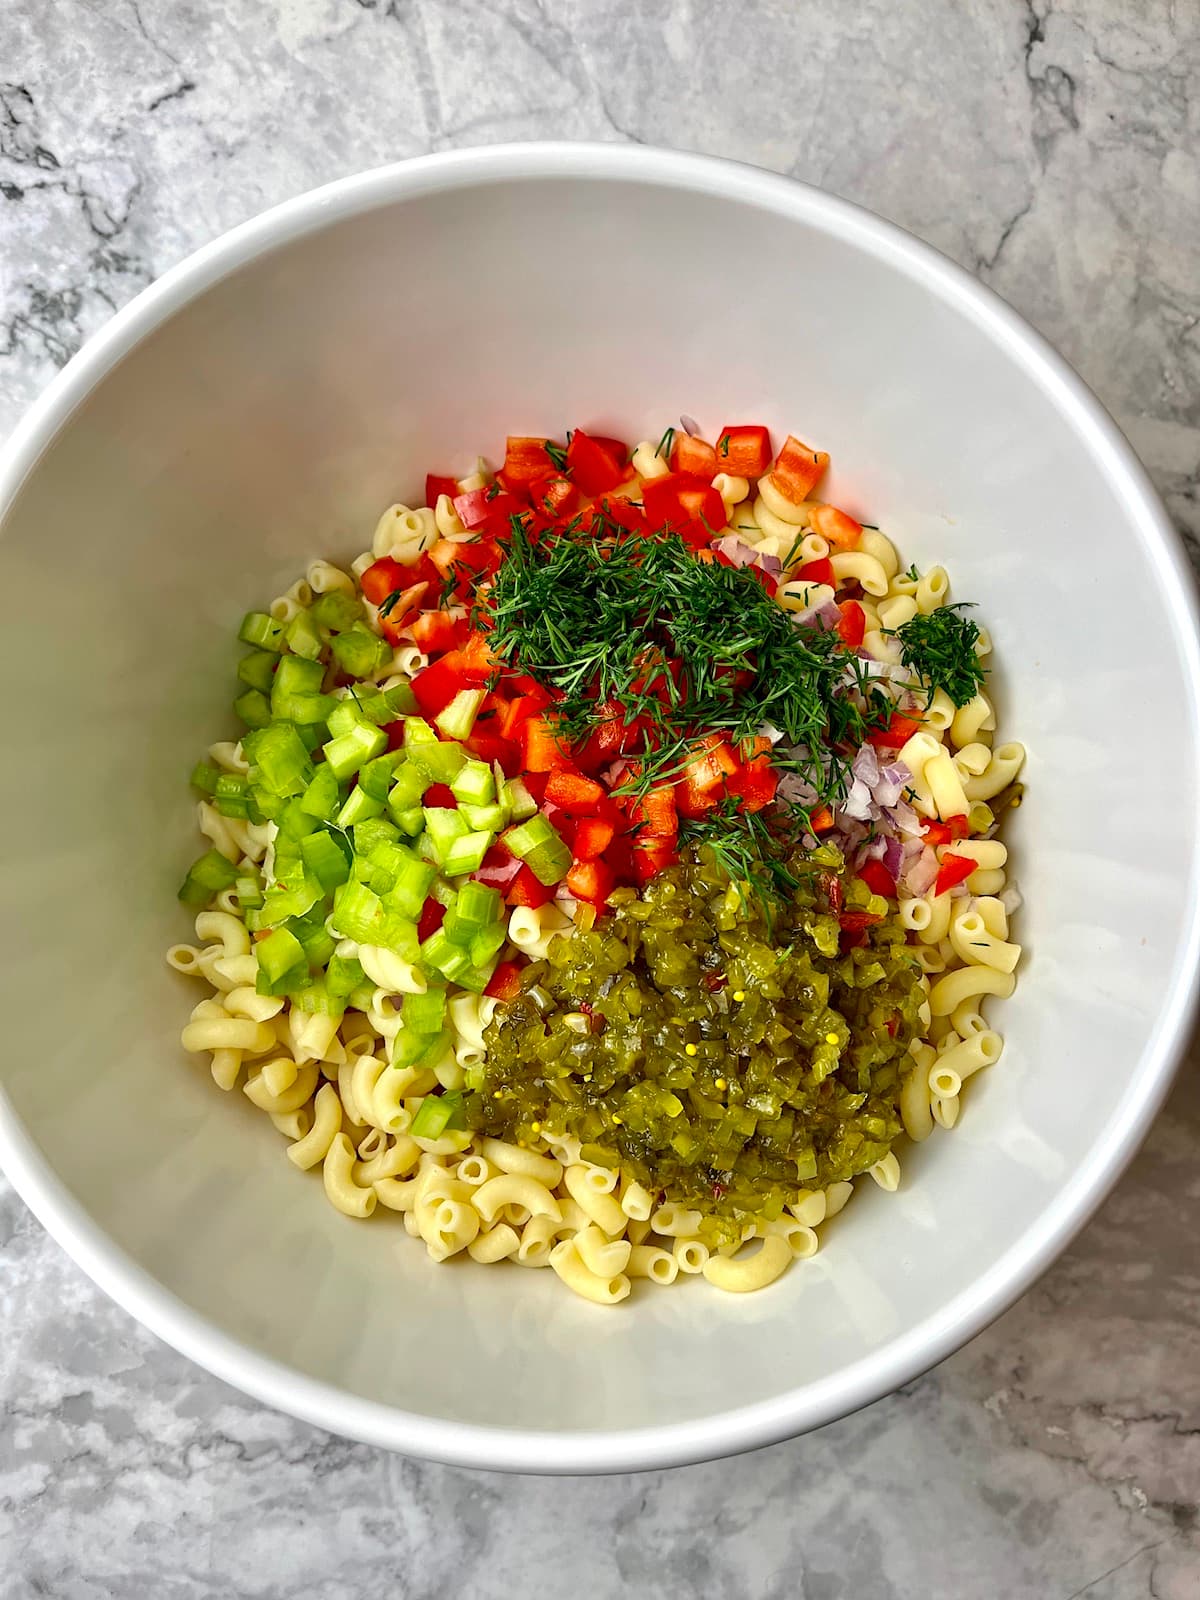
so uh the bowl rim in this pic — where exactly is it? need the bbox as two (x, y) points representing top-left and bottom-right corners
(2, 141), (1198, 1474)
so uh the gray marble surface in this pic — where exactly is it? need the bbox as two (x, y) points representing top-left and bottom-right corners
(2, 1), (1198, 1595)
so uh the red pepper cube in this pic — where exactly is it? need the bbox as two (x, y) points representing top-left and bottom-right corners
(503, 437), (557, 485)
(484, 960), (525, 1001)
(425, 473), (459, 507)
(566, 429), (626, 497)
(452, 488), (493, 530)
(770, 435), (830, 504)
(669, 434), (718, 480)
(807, 503), (863, 550)
(507, 864), (554, 908)
(521, 714), (571, 773)
(360, 557), (410, 606)
(565, 857), (615, 905)
(867, 712), (922, 750)
(858, 859), (897, 900)
(837, 600), (866, 650)
(794, 557), (835, 588)
(934, 853), (979, 896)
(572, 816), (616, 861)
(409, 610), (466, 657)
(642, 474), (726, 542)
(714, 424), (772, 478)
(544, 768), (606, 815)
(417, 897), (445, 943)
(631, 836), (679, 884)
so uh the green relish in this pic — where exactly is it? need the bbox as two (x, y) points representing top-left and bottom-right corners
(467, 844), (926, 1244)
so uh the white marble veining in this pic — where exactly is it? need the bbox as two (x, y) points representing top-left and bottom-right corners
(2, 1), (1199, 1594)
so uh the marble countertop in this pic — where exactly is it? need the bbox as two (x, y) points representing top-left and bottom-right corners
(2, 1), (1198, 1594)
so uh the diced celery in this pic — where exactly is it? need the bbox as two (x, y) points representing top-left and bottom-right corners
(285, 608), (324, 661)
(299, 763), (340, 821)
(358, 752), (398, 801)
(523, 836), (573, 886)
(384, 854), (438, 919)
(326, 952), (366, 998)
(237, 650), (278, 693)
(387, 763), (429, 813)
(256, 926), (306, 984)
(459, 802), (508, 832)
(449, 759), (495, 807)
(408, 1090), (466, 1139)
(259, 873), (322, 925)
(277, 798), (320, 841)
(390, 806), (425, 838)
(503, 813), (556, 859)
(189, 762), (221, 796)
(379, 914), (420, 962)
(327, 698), (371, 739)
(238, 611), (285, 652)
(352, 816), (399, 855)
(250, 724), (315, 796)
(292, 978), (345, 1017)
(337, 787), (385, 828)
(422, 806), (469, 860)
(273, 654), (325, 699)
(441, 830), (493, 878)
(272, 690), (336, 726)
(289, 916), (336, 969)
(403, 988), (447, 1035)
(332, 880), (388, 943)
(331, 624), (389, 678)
(468, 923), (507, 968)
(300, 828), (352, 891)
(234, 872), (263, 910)
(451, 880), (503, 933)
(177, 848), (238, 905)
(501, 776), (538, 822)
(407, 740), (466, 784)
(234, 688), (272, 729)
(311, 590), (363, 631)
(403, 716), (439, 745)
(435, 688), (486, 742)
(323, 722), (387, 780)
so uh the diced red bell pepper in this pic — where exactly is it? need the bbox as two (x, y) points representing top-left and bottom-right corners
(630, 784), (678, 839)
(571, 816), (615, 861)
(425, 473), (459, 507)
(465, 732), (520, 777)
(378, 582), (431, 645)
(632, 836), (679, 884)
(670, 434), (718, 480)
(478, 492), (525, 533)
(409, 610), (466, 656)
(411, 654), (474, 717)
(495, 694), (541, 742)
(867, 711), (922, 750)
(837, 600), (866, 649)
(383, 719), (408, 752)
(459, 631), (500, 675)
(771, 435), (829, 505)
(484, 959), (525, 1002)
(715, 424), (772, 478)
(934, 853), (979, 896)
(838, 909), (884, 939)
(809, 805), (835, 833)
(423, 783), (458, 808)
(581, 491), (648, 536)
(474, 845), (524, 891)
(590, 434), (629, 466)
(507, 864), (554, 908)
(360, 557), (411, 607)
(675, 774), (722, 821)
(417, 897), (445, 943)
(566, 429), (625, 497)
(541, 800), (577, 849)
(642, 473), (726, 544)
(502, 437), (558, 486)
(425, 538), (466, 580)
(565, 857), (615, 905)
(684, 735), (740, 793)
(793, 557), (835, 588)
(544, 768), (605, 816)
(522, 771), (547, 804)
(527, 473), (584, 519)
(807, 503), (863, 550)
(726, 755), (778, 813)
(521, 714), (571, 772)
(924, 814), (970, 847)
(858, 859), (897, 900)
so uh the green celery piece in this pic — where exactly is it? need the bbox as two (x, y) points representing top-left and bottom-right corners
(435, 688), (486, 742)
(441, 830), (493, 878)
(289, 916), (336, 968)
(453, 880), (503, 930)
(332, 880), (387, 943)
(259, 874), (322, 925)
(523, 836), (573, 886)
(324, 722), (387, 780)
(459, 802), (508, 832)
(256, 926), (306, 984)
(403, 716), (439, 745)
(292, 977), (345, 1017)
(273, 653), (325, 699)
(234, 688), (272, 729)
(388, 762), (429, 812)
(300, 828), (352, 891)
(285, 608), (325, 660)
(250, 724), (314, 796)
(331, 623), (388, 678)
(311, 590), (362, 631)
(337, 787), (385, 828)
(358, 752), (398, 801)
(327, 698), (372, 739)
(501, 776), (537, 822)
(422, 806), (469, 861)
(390, 806), (425, 838)
(189, 762), (221, 796)
(299, 763), (340, 821)
(407, 740), (466, 784)
(238, 611), (285, 652)
(272, 690), (336, 727)
(449, 759), (495, 807)
(177, 848), (238, 905)
(384, 854), (438, 919)
(326, 952), (366, 998)
(503, 813), (556, 859)
(352, 816), (400, 855)
(277, 798), (321, 841)
(403, 988), (447, 1035)
(237, 650), (278, 693)
(469, 923), (507, 967)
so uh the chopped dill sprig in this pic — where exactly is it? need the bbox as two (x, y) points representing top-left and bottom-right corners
(891, 604), (986, 708)
(655, 426), (675, 460)
(544, 438), (568, 471)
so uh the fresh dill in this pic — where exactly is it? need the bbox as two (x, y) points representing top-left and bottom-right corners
(655, 426), (675, 460)
(890, 604), (986, 708)
(544, 438), (568, 471)
(378, 589), (406, 620)
(477, 516), (893, 806)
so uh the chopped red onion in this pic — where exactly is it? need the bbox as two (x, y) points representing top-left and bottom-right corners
(999, 883), (1023, 915)
(758, 722), (785, 746)
(777, 772), (819, 807)
(905, 846), (939, 897)
(713, 535), (759, 567)
(882, 836), (904, 879)
(679, 414), (701, 437)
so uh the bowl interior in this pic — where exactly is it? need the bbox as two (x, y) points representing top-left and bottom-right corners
(1, 152), (1195, 1466)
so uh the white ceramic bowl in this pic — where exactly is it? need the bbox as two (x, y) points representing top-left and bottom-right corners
(1, 144), (1197, 1474)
